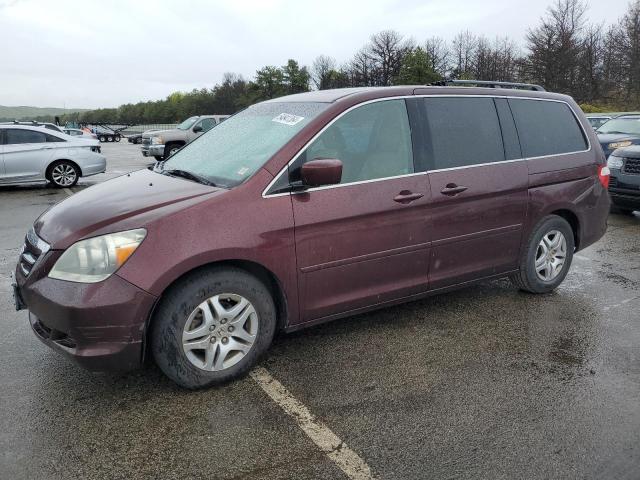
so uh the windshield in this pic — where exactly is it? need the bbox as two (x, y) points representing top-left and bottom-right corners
(597, 118), (640, 135)
(176, 116), (199, 130)
(161, 101), (328, 188)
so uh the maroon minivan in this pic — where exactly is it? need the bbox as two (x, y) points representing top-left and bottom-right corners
(14, 84), (610, 388)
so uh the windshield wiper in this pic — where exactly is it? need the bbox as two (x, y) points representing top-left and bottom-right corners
(162, 169), (217, 187)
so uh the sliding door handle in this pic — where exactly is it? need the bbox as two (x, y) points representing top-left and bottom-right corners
(394, 191), (424, 204)
(440, 184), (468, 196)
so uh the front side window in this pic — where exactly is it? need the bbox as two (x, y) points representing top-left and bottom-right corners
(197, 118), (216, 132)
(293, 99), (414, 184)
(163, 102), (328, 188)
(422, 97), (505, 170)
(509, 99), (587, 157)
(176, 117), (199, 130)
(46, 133), (66, 142)
(6, 129), (47, 145)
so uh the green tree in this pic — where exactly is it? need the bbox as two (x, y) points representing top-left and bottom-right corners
(395, 47), (441, 85)
(254, 66), (286, 99)
(282, 59), (310, 94)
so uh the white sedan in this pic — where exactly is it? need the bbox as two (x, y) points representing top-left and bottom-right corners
(63, 127), (99, 140)
(0, 125), (106, 187)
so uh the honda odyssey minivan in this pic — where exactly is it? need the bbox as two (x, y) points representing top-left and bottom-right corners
(13, 84), (610, 389)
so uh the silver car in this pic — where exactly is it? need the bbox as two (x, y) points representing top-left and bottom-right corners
(0, 125), (106, 187)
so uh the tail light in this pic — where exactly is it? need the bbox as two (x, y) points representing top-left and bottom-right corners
(598, 165), (610, 188)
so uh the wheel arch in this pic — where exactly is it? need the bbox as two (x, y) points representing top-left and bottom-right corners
(549, 208), (580, 250)
(142, 259), (289, 363)
(45, 158), (83, 179)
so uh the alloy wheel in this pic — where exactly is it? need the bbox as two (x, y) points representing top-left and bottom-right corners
(182, 293), (258, 371)
(535, 230), (567, 281)
(51, 164), (77, 187)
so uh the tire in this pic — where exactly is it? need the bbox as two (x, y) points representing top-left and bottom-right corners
(164, 143), (182, 158)
(510, 215), (575, 294)
(107, 136), (114, 142)
(99, 135), (107, 142)
(47, 160), (79, 188)
(115, 134), (121, 142)
(151, 267), (277, 389)
(135, 137), (142, 145)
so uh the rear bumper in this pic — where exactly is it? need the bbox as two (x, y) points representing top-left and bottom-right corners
(16, 252), (157, 372)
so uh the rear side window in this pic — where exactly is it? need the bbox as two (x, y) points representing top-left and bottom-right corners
(422, 97), (505, 169)
(46, 134), (66, 142)
(5, 129), (47, 144)
(509, 99), (587, 157)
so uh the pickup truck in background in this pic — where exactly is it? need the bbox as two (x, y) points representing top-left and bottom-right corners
(141, 115), (229, 160)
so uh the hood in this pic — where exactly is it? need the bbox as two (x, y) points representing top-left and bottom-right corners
(612, 145), (640, 159)
(142, 129), (174, 138)
(597, 133), (639, 144)
(35, 169), (222, 248)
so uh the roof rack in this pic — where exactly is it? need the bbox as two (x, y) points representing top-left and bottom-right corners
(432, 80), (545, 92)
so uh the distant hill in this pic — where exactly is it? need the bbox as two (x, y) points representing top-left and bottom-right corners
(0, 105), (88, 121)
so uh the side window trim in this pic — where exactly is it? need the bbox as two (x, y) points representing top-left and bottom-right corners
(262, 94), (591, 197)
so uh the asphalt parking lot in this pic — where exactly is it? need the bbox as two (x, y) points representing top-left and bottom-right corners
(1, 141), (639, 479)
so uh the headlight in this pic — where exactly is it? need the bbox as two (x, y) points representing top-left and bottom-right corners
(607, 155), (624, 169)
(608, 140), (632, 149)
(49, 229), (146, 283)
(151, 136), (164, 145)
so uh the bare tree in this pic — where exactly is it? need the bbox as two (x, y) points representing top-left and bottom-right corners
(424, 36), (450, 77)
(451, 30), (478, 78)
(366, 30), (413, 86)
(311, 55), (337, 90)
(525, 0), (588, 93)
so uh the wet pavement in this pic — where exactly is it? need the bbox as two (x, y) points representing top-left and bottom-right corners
(1, 142), (639, 479)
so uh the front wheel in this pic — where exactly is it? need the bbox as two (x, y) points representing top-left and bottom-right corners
(151, 267), (277, 389)
(98, 135), (106, 142)
(48, 161), (79, 188)
(114, 134), (121, 142)
(510, 215), (575, 294)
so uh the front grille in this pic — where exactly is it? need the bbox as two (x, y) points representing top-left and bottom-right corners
(623, 158), (640, 175)
(609, 176), (618, 188)
(19, 227), (50, 277)
(32, 317), (77, 349)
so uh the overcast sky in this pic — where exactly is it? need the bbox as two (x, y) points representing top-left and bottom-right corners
(0, 0), (632, 109)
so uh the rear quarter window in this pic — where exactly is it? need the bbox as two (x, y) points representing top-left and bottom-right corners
(509, 99), (587, 157)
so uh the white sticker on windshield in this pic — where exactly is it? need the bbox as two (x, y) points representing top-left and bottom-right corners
(272, 113), (304, 126)
(237, 167), (250, 176)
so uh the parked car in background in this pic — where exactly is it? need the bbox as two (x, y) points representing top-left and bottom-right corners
(13, 84), (610, 388)
(128, 129), (160, 145)
(141, 115), (230, 160)
(63, 128), (98, 140)
(0, 125), (105, 187)
(1, 121), (65, 134)
(596, 114), (640, 156)
(607, 144), (640, 214)
(586, 114), (613, 129)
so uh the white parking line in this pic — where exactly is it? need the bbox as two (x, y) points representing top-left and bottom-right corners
(250, 367), (375, 480)
(63, 188), (73, 197)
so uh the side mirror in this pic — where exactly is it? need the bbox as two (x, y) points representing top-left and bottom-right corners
(193, 125), (203, 133)
(301, 159), (343, 187)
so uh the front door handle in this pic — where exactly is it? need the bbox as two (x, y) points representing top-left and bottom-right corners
(394, 191), (424, 204)
(440, 184), (468, 196)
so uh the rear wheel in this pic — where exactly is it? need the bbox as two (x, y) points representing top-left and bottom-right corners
(151, 267), (277, 389)
(98, 135), (107, 142)
(114, 134), (121, 142)
(48, 161), (79, 188)
(510, 215), (574, 294)
(107, 135), (114, 142)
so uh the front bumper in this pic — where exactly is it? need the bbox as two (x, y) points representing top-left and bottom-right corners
(15, 249), (157, 372)
(609, 169), (640, 209)
(141, 144), (164, 157)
